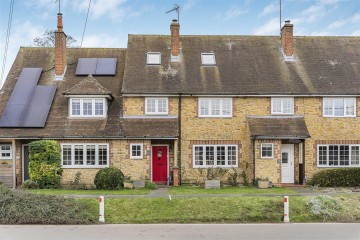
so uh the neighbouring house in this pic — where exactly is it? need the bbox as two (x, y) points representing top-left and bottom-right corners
(0, 14), (359, 188)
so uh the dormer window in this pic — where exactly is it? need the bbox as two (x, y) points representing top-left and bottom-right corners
(201, 53), (216, 65)
(147, 52), (161, 65)
(70, 98), (107, 118)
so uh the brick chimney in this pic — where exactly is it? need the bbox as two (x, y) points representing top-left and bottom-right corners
(54, 13), (67, 78)
(170, 19), (180, 61)
(281, 20), (294, 57)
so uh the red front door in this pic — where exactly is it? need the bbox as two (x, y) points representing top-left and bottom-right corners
(152, 146), (168, 183)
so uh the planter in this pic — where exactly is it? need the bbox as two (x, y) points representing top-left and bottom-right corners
(205, 179), (220, 189)
(258, 180), (269, 189)
(133, 180), (145, 189)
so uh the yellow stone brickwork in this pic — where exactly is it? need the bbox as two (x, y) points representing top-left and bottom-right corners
(123, 96), (178, 116)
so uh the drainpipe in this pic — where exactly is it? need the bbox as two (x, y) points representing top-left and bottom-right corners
(178, 93), (182, 185)
(252, 137), (256, 184)
(12, 139), (16, 188)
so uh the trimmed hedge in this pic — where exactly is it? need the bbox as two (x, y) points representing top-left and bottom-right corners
(308, 168), (360, 187)
(94, 167), (125, 190)
(0, 185), (96, 224)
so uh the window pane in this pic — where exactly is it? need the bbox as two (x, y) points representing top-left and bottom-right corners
(200, 99), (209, 116)
(74, 145), (84, 165)
(86, 145), (96, 165)
(83, 99), (93, 115)
(329, 145), (339, 166)
(205, 146), (215, 166)
(72, 99), (80, 115)
(334, 99), (344, 116)
(98, 145), (108, 165)
(272, 99), (282, 113)
(147, 53), (161, 65)
(62, 145), (72, 165)
(158, 99), (167, 113)
(351, 146), (359, 165)
(201, 54), (216, 65)
(131, 145), (141, 157)
(262, 144), (273, 158)
(282, 152), (288, 163)
(146, 98), (156, 113)
(283, 99), (293, 113)
(216, 146), (226, 166)
(318, 146), (327, 165)
(339, 145), (349, 166)
(345, 99), (355, 116)
(227, 146), (237, 166)
(194, 146), (204, 166)
(222, 99), (231, 116)
(211, 99), (220, 116)
(95, 99), (104, 115)
(324, 99), (333, 116)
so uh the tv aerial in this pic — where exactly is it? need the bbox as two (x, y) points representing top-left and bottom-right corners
(166, 4), (180, 23)
(55, 0), (61, 13)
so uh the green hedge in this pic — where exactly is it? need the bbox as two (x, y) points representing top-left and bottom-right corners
(308, 168), (360, 187)
(94, 167), (125, 190)
(0, 185), (96, 224)
(28, 140), (63, 189)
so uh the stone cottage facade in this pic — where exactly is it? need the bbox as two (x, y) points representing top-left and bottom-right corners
(0, 14), (359, 188)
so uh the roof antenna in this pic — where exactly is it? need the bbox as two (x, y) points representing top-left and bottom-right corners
(55, 0), (61, 13)
(166, 4), (180, 23)
(279, 0), (282, 34)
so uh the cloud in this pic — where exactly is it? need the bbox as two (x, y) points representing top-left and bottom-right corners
(253, 17), (280, 35)
(79, 34), (125, 48)
(351, 29), (360, 36)
(217, 6), (248, 21)
(327, 11), (360, 30)
(183, 0), (197, 11)
(259, 1), (278, 17)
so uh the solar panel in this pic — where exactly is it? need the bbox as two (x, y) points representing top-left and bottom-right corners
(75, 58), (97, 75)
(16, 68), (42, 85)
(75, 58), (117, 76)
(23, 85), (57, 127)
(95, 58), (117, 75)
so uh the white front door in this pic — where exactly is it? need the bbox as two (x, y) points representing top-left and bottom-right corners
(281, 144), (294, 183)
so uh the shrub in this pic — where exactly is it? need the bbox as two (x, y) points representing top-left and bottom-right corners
(308, 168), (360, 187)
(28, 140), (63, 189)
(94, 167), (125, 190)
(0, 185), (96, 224)
(22, 180), (39, 189)
(145, 180), (158, 189)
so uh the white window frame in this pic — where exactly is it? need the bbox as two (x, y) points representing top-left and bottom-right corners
(69, 98), (107, 118)
(271, 97), (294, 115)
(61, 143), (109, 168)
(192, 144), (238, 168)
(145, 97), (168, 115)
(261, 143), (274, 159)
(130, 144), (143, 159)
(198, 98), (232, 118)
(317, 144), (360, 167)
(201, 53), (216, 65)
(323, 98), (356, 117)
(0, 144), (12, 159)
(146, 52), (161, 65)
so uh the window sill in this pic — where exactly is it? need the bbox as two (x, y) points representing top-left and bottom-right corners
(317, 165), (360, 168)
(198, 116), (233, 118)
(68, 116), (107, 120)
(130, 157), (144, 160)
(323, 116), (356, 118)
(193, 165), (238, 168)
(62, 165), (109, 169)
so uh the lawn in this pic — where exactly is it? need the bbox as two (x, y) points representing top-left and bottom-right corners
(79, 194), (360, 223)
(26, 188), (150, 195)
(169, 185), (299, 195)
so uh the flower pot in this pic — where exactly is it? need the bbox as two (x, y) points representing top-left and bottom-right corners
(258, 180), (269, 189)
(205, 179), (220, 189)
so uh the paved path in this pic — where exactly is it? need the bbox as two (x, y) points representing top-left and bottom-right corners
(63, 187), (360, 199)
(1, 224), (359, 240)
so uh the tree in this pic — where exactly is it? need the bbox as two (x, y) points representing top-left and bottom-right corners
(33, 30), (77, 47)
(28, 140), (63, 189)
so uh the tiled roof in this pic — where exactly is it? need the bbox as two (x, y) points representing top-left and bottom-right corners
(247, 116), (310, 139)
(121, 118), (178, 138)
(122, 35), (360, 95)
(63, 74), (112, 97)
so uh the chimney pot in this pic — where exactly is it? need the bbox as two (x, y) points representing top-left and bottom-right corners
(172, 19), (177, 23)
(285, 20), (291, 25)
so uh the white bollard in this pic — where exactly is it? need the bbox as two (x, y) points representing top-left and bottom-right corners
(284, 196), (290, 223)
(99, 196), (105, 223)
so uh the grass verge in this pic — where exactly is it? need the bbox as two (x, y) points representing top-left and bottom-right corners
(169, 186), (298, 195)
(26, 188), (150, 195)
(78, 195), (360, 224)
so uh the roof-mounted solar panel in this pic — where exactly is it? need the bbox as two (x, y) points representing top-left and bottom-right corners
(75, 58), (117, 76)
(16, 68), (42, 85)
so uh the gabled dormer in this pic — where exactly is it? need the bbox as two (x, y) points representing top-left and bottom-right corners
(63, 74), (113, 118)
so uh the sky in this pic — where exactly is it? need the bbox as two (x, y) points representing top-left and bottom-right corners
(0, 0), (359, 86)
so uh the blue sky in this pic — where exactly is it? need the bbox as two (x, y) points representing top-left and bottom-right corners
(0, 0), (359, 85)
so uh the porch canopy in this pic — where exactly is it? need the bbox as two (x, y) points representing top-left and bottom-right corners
(247, 116), (310, 139)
